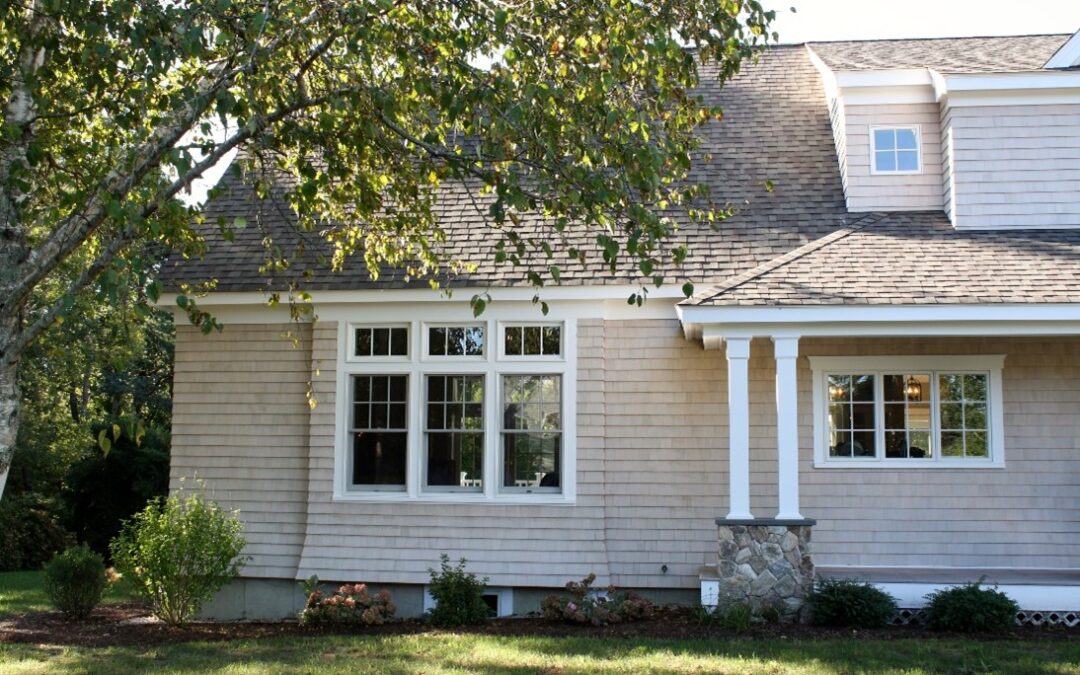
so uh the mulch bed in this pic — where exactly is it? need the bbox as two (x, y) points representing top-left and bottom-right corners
(0, 603), (1075, 648)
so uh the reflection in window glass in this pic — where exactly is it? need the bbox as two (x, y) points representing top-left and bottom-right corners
(883, 373), (932, 459)
(355, 327), (408, 357)
(425, 375), (484, 489)
(873, 127), (920, 173)
(939, 373), (989, 457)
(351, 375), (408, 487)
(504, 325), (561, 356)
(429, 326), (485, 356)
(827, 374), (876, 458)
(502, 375), (561, 490)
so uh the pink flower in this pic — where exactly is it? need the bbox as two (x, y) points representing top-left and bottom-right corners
(353, 583), (367, 594)
(378, 590), (392, 602)
(344, 597), (356, 609)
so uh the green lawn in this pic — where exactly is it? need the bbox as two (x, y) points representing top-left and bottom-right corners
(1, 633), (1078, 674)
(0, 570), (138, 618)
(1, 571), (1077, 674)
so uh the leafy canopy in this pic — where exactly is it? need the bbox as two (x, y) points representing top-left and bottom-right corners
(0, 0), (777, 362)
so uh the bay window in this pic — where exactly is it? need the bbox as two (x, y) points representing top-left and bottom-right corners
(337, 317), (575, 501)
(811, 356), (1004, 468)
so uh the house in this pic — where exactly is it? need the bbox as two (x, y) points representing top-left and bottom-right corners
(161, 30), (1080, 624)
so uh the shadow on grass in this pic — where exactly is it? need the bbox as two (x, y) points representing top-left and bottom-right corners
(4, 633), (1079, 675)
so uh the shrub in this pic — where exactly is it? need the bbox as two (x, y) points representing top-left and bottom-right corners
(924, 581), (1019, 632)
(541, 574), (656, 626)
(426, 554), (489, 626)
(44, 544), (107, 619)
(110, 488), (247, 626)
(809, 578), (898, 628)
(692, 602), (756, 632)
(0, 493), (74, 571)
(299, 576), (396, 626)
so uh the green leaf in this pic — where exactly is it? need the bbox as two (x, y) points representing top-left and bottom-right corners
(682, 282), (695, 298)
(98, 429), (111, 456)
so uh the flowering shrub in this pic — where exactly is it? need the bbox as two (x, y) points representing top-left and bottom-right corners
(299, 576), (396, 626)
(541, 574), (655, 626)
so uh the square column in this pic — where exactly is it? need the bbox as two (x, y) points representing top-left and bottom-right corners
(725, 337), (752, 520)
(773, 336), (803, 520)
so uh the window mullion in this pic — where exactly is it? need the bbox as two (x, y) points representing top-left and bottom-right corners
(875, 371), (885, 461)
(484, 369), (498, 499)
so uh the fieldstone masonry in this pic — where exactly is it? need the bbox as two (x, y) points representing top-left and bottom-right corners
(715, 518), (815, 621)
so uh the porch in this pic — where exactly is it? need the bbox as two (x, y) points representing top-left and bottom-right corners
(678, 304), (1080, 618)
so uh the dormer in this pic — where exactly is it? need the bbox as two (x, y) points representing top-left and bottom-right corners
(808, 32), (1080, 230)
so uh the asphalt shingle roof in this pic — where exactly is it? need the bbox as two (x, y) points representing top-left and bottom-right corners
(162, 35), (1080, 307)
(161, 45), (855, 292)
(807, 34), (1071, 73)
(687, 212), (1080, 306)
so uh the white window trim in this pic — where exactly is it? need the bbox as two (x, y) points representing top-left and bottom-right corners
(333, 314), (577, 504)
(809, 355), (1005, 469)
(345, 323), (411, 363)
(869, 125), (922, 175)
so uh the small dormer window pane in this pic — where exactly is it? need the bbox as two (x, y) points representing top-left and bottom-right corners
(875, 151), (897, 172)
(873, 128), (895, 150)
(896, 128), (918, 150)
(897, 150), (919, 171)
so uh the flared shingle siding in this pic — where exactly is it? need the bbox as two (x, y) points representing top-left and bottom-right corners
(294, 320), (611, 588)
(170, 324), (312, 578)
(170, 321), (1080, 587)
(794, 336), (1080, 568)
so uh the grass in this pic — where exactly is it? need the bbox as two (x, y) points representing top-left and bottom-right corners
(0, 633), (1078, 674)
(1, 572), (1077, 674)
(0, 570), (138, 618)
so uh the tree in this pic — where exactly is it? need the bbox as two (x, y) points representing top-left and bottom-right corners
(0, 0), (776, 499)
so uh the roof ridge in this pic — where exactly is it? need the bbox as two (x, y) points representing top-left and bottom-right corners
(805, 33), (1070, 46)
(685, 213), (887, 305)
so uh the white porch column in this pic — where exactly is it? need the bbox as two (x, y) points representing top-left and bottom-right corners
(725, 337), (753, 520)
(773, 336), (803, 520)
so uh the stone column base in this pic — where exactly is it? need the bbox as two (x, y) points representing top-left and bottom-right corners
(715, 518), (815, 622)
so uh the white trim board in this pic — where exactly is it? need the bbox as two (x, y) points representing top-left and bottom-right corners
(875, 582), (1080, 611)
(679, 303), (1080, 338)
(159, 284), (686, 306)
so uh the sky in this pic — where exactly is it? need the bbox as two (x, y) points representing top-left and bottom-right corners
(769, 0), (1079, 43)
(182, 1), (1080, 204)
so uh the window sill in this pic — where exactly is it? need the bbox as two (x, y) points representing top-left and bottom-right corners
(333, 491), (576, 505)
(813, 458), (1005, 470)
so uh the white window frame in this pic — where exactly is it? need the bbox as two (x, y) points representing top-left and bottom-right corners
(346, 323), (411, 362)
(869, 125), (922, 175)
(334, 312), (577, 504)
(497, 321), (565, 361)
(809, 355), (1005, 469)
(422, 322), (488, 362)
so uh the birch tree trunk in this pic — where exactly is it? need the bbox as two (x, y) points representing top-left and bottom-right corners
(0, 346), (18, 501)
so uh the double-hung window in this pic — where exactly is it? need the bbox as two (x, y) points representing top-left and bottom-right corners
(338, 317), (573, 501)
(810, 356), (1004, 468)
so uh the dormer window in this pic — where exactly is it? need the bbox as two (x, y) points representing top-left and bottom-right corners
(871, 127), (921, 174)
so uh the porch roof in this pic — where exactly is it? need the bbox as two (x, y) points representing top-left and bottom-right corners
(684, 212), (1080, 308)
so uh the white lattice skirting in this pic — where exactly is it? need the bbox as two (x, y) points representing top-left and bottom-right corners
(892, 608), (1080, 628)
